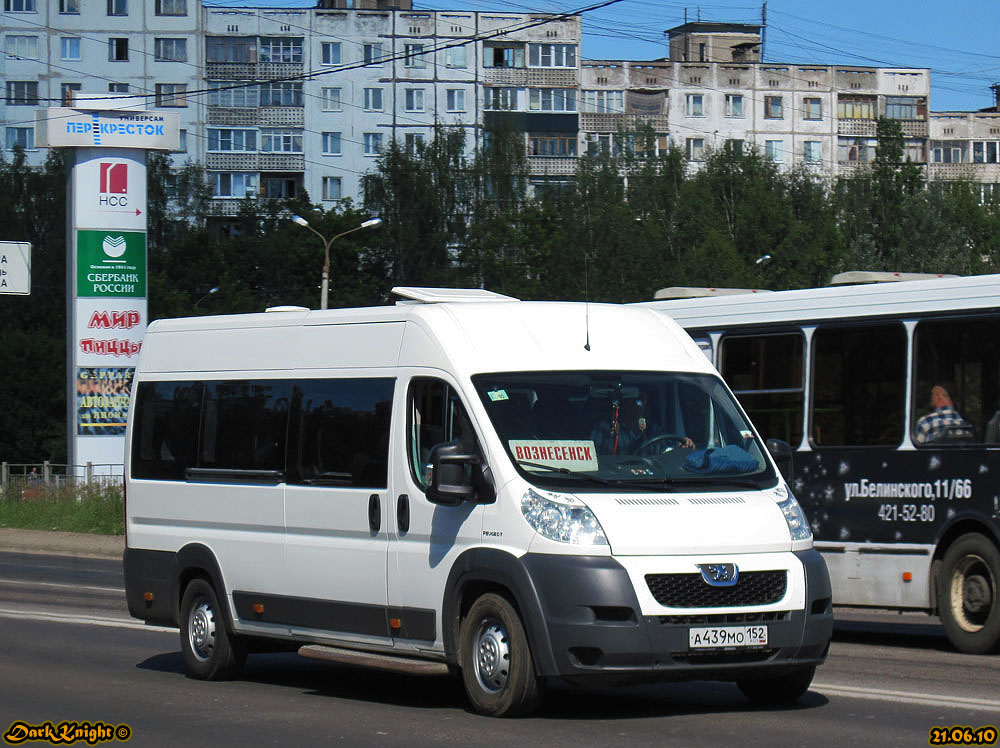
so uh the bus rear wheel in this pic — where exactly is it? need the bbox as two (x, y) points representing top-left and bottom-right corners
(938, 534), (1000, 654)
(179, 577), (247, 679)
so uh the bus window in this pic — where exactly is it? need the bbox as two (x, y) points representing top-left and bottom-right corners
(914, 316), (1000, 444)
(720, 333), (804, 446)
(811, 324), (905, 446)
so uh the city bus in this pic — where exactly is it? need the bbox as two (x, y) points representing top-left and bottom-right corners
(643, 273), (1000, 654)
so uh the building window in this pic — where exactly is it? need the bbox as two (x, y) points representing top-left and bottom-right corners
(804, 97), (822, 120)
(59, 0), (79, 12)
(803, 140), (822, 163)
(530, 135), (576, 156)
(838, 136), (876, 162)
(972, 141), (1000, 164)
(484, 44), (523, 68)
(404, 43), (426, 68)
(5, 35), (39, 60)
(321, 132), (342, 155)
(155, 83), (187, 107)
(405, 133), (425, 154)
(5, 126), (34, 150)
(446, 89), (465, 112)
(484, 87), (517, 111)
(363, 88), (383, 111)
(109, 38), (129, 62)
(109, 83), (128, 93)
(260, 37), (303, 64)
(529, 88), (576, 112)
(263, 178), (297, 199)
(725, 138), (744, 154)
(363, 43), (384, 66)
(686, 94), (704, 117)
(259, 82), (303, 107)
(206, 36), (255, 63)
(321, 87), (342, 111)
(4, 0), (36, 10)
(155, 0), (186, 16)
(445, 46), (466, 68)
(404, 88), (424, 112)
(932, 141), (965, 164)
(207, 128), (257, 152)
(686, 138), (705, 161)
(260, 128), (303, 153)
(886, 96), (923, 121)
(208, 81), (260, 108)
(528, 43), (576, 68)
(363, 132), (383, 155)
(321, 42), (341, 65)
(61, 37), (81, 61)
(61, 82), (81, 105)
(724, 93), (743, 117)
(177, 129), (187, 152)
(322, 176), (342, 201)
(154, 38), (187, 62)
(586, 133), (616, 156)
(765, 139), (783, 162)
(764, 95), (783, 119)
(213, 172), (257, 198)
(837, 95), (875, 120)
(581, 90), (623, 113)
(5, 81), (38, 106)
(107, 0), (127, 16)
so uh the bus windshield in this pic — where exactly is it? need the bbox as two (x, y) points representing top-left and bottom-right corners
(472, 371), (776, 489)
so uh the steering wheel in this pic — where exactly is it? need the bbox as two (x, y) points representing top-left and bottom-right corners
(637, 434), (689, 455)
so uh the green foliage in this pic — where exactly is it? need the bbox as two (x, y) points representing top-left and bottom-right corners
(0, 483), (124, 535)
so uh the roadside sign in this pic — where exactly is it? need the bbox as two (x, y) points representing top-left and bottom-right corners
(0, 241), (31, 295)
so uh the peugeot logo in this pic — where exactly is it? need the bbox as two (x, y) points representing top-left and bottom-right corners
(697, 563), (739, 587)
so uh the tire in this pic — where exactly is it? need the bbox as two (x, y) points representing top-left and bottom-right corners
(459, 593), (545, 717)
(737, 665), (815, 704)
(179, 578), (247, 680)
(937, 534), (1000, 654)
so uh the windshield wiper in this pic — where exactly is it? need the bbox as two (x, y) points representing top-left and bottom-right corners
(516, 460), (613, 487)
(623, 475), (766, 490)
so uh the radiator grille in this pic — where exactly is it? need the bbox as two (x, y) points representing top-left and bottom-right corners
(645, 570), (787, 608)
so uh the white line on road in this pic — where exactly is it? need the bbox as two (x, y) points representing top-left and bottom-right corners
(813, 682), (1000, 713)
(0, 606), (173, 633)
(0, 577), (122, 593)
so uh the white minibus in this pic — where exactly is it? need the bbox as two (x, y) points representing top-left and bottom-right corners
(124, 287), (832, 716)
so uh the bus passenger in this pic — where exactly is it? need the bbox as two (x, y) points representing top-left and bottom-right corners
(914, 385), (973, 444)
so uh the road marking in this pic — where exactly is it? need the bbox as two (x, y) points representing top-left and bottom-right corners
(814, 682), (1000, 712)
(0, 577), (122, 593)
(0, 606), (173, 633)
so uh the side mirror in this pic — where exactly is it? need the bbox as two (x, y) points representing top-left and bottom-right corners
(765, 438), (794, 483)
(425, 441), (496, 506)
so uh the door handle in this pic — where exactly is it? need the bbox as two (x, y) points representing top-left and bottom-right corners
(397, 494), (410, 534)
(368, 493), (381, 534)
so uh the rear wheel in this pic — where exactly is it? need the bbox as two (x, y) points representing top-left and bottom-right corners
(938, 534), (1000, 654)
(179, 578), (246, 680)
(737, 665), (815, 704)
(459, 593), (545, 717)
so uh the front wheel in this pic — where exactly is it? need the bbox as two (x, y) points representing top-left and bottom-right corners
(938, 534), (1000, 654)
(737, 665), (815, 704)
(179, 578), (246, 680)
(459, 593), (545, 717)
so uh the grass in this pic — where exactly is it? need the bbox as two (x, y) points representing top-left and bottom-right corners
(0, 483), (124, 535)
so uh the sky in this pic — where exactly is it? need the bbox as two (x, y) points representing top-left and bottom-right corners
(203, 0), (1000, 112)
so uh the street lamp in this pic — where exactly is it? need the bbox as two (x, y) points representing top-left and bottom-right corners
(195, 286), (220, 308)
(291, 214), (382, 309)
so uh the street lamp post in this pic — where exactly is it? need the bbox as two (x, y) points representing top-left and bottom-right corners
(291, 215), (382, 309)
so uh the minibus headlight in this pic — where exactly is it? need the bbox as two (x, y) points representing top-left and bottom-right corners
(520, 488), (608, 546)
(777, 492), (812, 541)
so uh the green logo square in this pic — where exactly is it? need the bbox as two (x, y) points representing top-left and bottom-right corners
(77, 230), (146, 298)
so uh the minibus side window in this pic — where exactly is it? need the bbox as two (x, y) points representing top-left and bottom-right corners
(287, 378), (394, 487)
(811, 324), (905, 446)
(131, 381), (203, 480)
(200, 380), (291, 472)
(914, 316), (1000, 444)
(408, 378), (477, 490)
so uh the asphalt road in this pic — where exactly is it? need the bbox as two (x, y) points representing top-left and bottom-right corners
(0, 550), (997, 748)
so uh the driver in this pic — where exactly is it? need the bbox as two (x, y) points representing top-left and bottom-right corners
(590, 393), (694, 455)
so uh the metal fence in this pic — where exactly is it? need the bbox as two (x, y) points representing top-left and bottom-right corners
(1, 462), (123, 498)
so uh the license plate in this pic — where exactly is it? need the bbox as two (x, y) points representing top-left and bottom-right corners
(689, 625), (768, 649)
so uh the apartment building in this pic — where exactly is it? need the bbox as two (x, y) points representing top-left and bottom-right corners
(2, 5), (990, 211)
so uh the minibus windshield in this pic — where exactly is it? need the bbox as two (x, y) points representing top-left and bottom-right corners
(472, 370), (776, 490)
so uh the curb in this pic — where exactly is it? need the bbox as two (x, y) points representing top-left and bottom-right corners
(0, 527), (124, 560)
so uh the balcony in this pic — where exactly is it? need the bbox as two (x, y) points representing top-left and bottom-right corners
(205, 153), (306, 172)
(208, 107), (259, 126)
(206, 62), (304, 81)
(260, 107), (304, 127)
(483, 68), (578, 88)
(929, 162), (1000, 181)
(838, 119), (877, 137)
(207, 107), (305, 128)
(580, 113), (670, 132)
(899, 120), (929, 138)
(527, 156), (578, 176)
